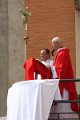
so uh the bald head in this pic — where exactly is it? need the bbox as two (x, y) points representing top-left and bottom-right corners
(51, 37), (63, 51)
(52, 37), (61, 44)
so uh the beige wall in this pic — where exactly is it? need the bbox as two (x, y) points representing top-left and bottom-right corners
(0, 0), (25, 117)
(8, 0), (25, 86)
(0, 0), (8, 116)
(75, 10), (80, 94)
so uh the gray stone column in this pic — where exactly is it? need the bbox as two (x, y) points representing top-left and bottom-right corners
(0, 0), (25, 116)
(8, 0), (25, 85)
(0, 0), (8, 116)
(75, 11), (80, 94)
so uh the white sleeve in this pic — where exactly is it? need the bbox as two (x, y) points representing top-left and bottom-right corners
(51, 66), (57, 78)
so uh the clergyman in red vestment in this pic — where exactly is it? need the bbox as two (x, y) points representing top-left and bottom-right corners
(51, 37), (78, 118)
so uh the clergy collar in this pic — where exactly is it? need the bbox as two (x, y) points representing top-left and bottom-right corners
(43, 59), (51, 62)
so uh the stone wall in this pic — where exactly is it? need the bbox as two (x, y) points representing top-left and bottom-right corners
(75, 11), (80, 94)
(0, 0), (8, 116)
(8, 0), (25, 86)
(0, 0), (25, 117)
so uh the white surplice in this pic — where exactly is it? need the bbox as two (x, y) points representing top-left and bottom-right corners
(53, 89), (78, 118)
(7, 79), (59, 120)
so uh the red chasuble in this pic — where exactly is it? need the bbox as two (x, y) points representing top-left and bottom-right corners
(53, 48), (78, 112)
(24, 58), (52, 80)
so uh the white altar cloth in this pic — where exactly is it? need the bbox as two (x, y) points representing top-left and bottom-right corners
(7, 79), (59, 120)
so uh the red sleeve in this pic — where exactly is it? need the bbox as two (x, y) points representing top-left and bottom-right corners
(55, 52), (70, 79)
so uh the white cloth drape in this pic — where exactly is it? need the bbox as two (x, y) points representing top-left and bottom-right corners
(7, 79), (59, 120)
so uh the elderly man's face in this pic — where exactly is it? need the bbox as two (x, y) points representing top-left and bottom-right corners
(40, 50), (50, 61)
(52, 42), (59, 51)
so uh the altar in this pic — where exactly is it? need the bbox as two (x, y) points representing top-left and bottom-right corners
(7, 79), (59, 120)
